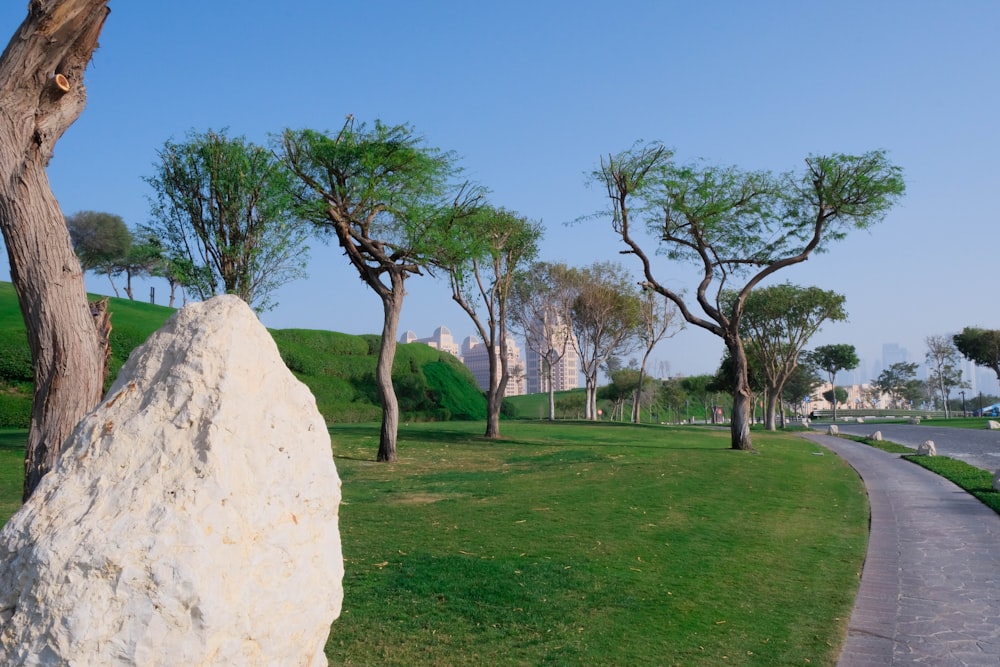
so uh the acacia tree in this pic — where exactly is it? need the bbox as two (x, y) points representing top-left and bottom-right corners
(0, 1), (112, 499)
(781, 362), (822, 421)
(925, 334), (967, 417)
(735, 283), (847, 430)
(281, 119), (481, 462)
(569, 262), (642, 421)
(872, 361), (921, 409)
(592, 143), (903, 450)
(508, 262), (577, 421)
(144, 128), (310, 312)
(631, 289), (682, 423)
(114, 234), (163, 301)
(66, 210), (131, 296)
(805, 344), (859, 420)
(954, 327), (1000, 383)
(434, 206), (542, 438)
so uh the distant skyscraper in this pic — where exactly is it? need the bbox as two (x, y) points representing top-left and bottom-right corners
(881, 343), (908, 369)
(460, 335), (525, 396)
(400, 326), (460, 357)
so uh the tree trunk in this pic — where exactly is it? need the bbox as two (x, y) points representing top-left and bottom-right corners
(584, 374), (597, 420)
(0, 1), (112, 500)
(727, 339), (754, 451)
(376, 285), (402, 462)
(484, 336), (505, 439)
(545, 358), (556, 421)
(763, 389), (779, 431)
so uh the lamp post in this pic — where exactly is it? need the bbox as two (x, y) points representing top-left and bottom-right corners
(960, 390), (966, 417)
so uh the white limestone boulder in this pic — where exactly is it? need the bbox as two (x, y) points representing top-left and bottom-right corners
(0, 295), (343, 666)
(987, 420), (1000, 431)
(869, 431), (883, 441)
(827, 424), (839, 435)
(916, 440), (936, 456)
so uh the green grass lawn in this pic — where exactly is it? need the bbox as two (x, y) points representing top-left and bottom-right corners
(326, 421), (867, 666)
(0, 422), (868, 666)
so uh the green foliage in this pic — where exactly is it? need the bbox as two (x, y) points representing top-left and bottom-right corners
(0, 282), (483, 427)
(822, 387), (849, 405)
(65, 210), (132, 273)
(953, 327), (1000, 381)
(905, 455), (1000, 515)
(144, 128), (310, 312)
(872, 362), (922, 408)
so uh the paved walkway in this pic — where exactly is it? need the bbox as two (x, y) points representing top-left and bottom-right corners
(803, 433), (1000, 666)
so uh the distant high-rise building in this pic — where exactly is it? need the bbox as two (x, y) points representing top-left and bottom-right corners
(881, 343), (908, 369)
(522, 312), (580, 394)
(460, 335), (525, 396)
(400, 326), (460, 357)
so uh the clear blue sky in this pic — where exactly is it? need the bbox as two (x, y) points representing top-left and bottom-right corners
(2, 1), (998, 387)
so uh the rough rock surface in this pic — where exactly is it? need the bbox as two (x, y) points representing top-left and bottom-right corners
(917, 440), (936, 456)
(869, 431), (883, 441)
(0, 295), (343, 666)
(827, 425), (839, 435)
(987, 420), (1000, 431)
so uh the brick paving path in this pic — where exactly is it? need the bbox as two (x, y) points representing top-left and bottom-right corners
(803, 433), (1000, 666)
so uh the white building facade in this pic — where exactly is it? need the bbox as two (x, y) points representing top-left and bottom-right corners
(460, 335), (526, 396)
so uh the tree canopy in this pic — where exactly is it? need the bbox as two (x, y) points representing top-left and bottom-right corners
(953, 327), (1000, 382)
(734, 283), (847, 429)
(433, 204), (542, 438)
(591, 143), (903, 449)
(144, 128), (310, 312)
(281, 118), (481, 461)
(804, 344), (859, 420)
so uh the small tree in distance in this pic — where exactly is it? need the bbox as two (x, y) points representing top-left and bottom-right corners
(631, 289), (682, 423)
(805, 344), (859, 421)
(508, 262), (578, 421)
(433, 205), (542, 438)
(735, 283), (847, 430)
(66, 210), (132, 297)
(925, 334), (967, 417)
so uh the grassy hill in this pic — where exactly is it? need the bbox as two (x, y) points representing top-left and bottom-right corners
(0, 282), (485, 426)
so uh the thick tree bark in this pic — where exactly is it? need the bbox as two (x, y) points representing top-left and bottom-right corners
(0, 1), (112, 500)
(375, 280), (402, 462)
(727, 338), (754, 451)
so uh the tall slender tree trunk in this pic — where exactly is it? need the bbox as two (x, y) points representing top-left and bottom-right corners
(484, 341), (504, 438)
(727, 338), (754, 451)
(764, 391), (780, 431)
(486, 326), (510, 439)
(545, 357), (556, 421)
(0, 1), (112, 500)
(376, 285), (402, 462)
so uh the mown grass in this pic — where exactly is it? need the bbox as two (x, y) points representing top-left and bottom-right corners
(0, 422), (868, 665)
(0, 429), (26, 525)
(904, 455), (1000, 515)
(842, 433), (1000, 516)
(326, 421), (868, 666)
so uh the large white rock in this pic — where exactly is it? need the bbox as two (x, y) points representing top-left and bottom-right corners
(827, 424), (839, 435)
(917, 440), (936, 456)
(987, 420), (1000, 431)
(0, 295), (343, 666)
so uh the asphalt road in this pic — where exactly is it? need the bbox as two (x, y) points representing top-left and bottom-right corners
(813, 421), (1000, 472)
